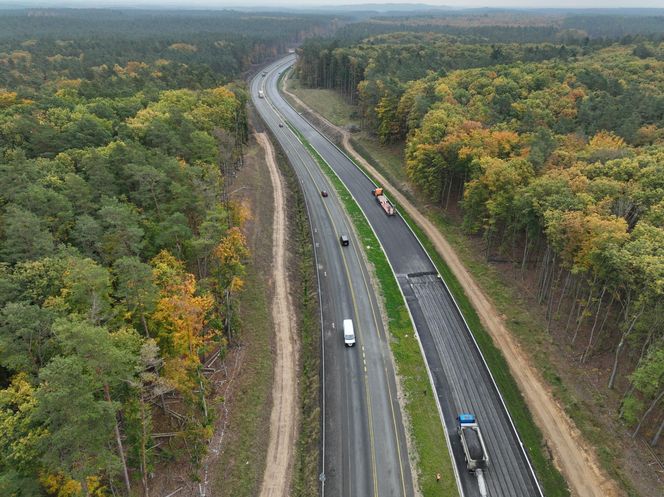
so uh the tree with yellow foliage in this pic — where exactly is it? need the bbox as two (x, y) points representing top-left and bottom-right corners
(211, 227), (249, 342)
(150, 251), (213, 392)
(0, 89), (18, 108)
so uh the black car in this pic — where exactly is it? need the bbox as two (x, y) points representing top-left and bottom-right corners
(339, 235), (349, 246)
(321, 190), (329, 197)
(278, 123), (284, 128)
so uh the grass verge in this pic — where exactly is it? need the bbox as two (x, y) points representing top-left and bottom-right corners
(289, 124), (458, 497)
(213, 264), (273, 496)
(286, 75), (356, 127)
(212, 138), (273, 497)
(350, 137), (410, 193)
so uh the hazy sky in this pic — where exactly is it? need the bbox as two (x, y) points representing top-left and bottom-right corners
(5, 0), (664, 8)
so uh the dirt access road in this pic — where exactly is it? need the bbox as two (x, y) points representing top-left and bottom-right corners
(283, 85), (621, 497)
(255, 132), (299, 497)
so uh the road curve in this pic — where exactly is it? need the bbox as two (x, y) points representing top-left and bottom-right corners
(251, 60), (414, 497)
(265, 55), (545, 497)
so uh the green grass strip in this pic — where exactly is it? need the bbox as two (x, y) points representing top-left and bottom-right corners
(288, 123), (458, 497)
(342, 142), (570, 497)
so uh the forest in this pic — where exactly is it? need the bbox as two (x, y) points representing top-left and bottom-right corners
(326, 10), (664, 45)
(296, 17), (664, 451)
(0, 9), (333, 497)
(1, 5), (663, 497)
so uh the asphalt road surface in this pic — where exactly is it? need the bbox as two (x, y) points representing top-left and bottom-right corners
(252, 60), (414, 497)
(253, 55), (546, 497)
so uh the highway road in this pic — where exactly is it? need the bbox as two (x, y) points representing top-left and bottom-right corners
(254, 55), (546, 497)
(251, 59), (414, 497)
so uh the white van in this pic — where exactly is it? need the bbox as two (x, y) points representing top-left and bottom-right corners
(343, 319), (356, 347)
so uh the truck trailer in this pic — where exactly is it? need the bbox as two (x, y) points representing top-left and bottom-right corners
(457, 413), (488, 472)
(371, 188), (396, 216)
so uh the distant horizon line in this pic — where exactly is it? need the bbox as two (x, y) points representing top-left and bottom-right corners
(1, 2), (664, 10)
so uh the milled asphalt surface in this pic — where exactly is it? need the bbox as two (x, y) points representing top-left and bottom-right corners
(256, 55), (545, 497)
(252, 60), (414, 497)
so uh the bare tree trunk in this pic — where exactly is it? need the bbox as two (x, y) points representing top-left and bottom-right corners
(536, 245), (550, 303)
(633, 388), (664, 438)
(499, 222), (509, 250)
(608, 309), (643, 389)
(199, 375), (208, 422)
(109, 478), (118, 497)
(582, 285), (607, 363)
(555, 270), (571, 317)
(620, 291), (632, 326)
(82, 478), (90, 497)
(225, 288), (233, 342)
(539, 249), (557, 305)
(592, 292), (616, 348)
(445, 174), (454, 210)
(520, 230), (529, 278)
(511, 217), (519, 267)
(573, 275), (597, 344)
(149, 184), (162, 218)
(537, 249), (546, 301)
(571, 291), (586, 343)
(639, 332), (654, 363)
(90, 293), (102, 324)
(140, 396), (150, 497)
(620, 383), (636, 418)
(439, 177), (447, 207)
(622, 330), (656, 403)
(651, 415), (664, 447)
(105, 384), (131, 495)
(546, 263), (564, 330)
(196, 257), (204, 283)
(565, 277), (581, 334)
(141, 314), (150, 338)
